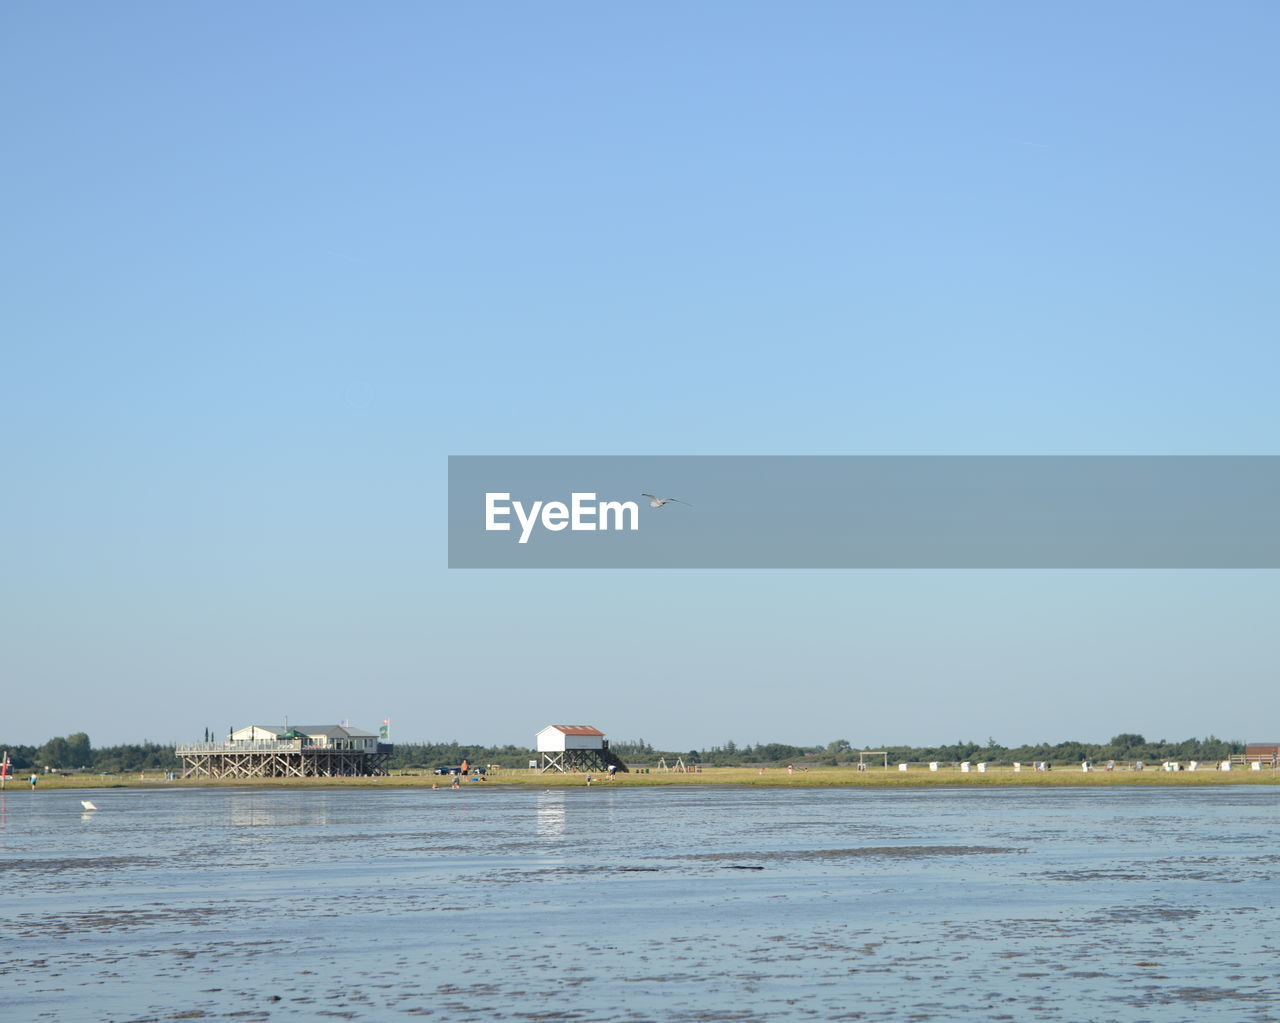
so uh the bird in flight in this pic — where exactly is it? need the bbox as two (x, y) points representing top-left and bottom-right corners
(642, 494), (692, 508)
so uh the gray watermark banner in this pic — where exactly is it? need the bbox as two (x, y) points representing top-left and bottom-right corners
(448, 456), (1280, 568)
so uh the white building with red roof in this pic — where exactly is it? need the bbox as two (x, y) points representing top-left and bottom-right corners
(534, 725), (626, 774)
(536, 724), (606, 753)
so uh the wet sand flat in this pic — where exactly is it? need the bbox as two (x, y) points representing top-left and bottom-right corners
(1, 785), (1276, 1022)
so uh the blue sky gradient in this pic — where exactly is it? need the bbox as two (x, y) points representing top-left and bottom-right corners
(3, 2), (1278, 748)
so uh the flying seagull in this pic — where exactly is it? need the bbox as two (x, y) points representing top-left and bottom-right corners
(642, 494), (692, 508)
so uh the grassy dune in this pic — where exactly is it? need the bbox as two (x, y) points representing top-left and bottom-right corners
(9, 764), (1276, 791)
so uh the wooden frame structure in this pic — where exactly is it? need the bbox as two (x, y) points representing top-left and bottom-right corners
(539, 748), (618, 774)
(176, 740), (392, 779)
(1241, 743), (1279, 767)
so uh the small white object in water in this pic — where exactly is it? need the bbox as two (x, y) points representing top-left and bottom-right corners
(80, 800), (98, 811)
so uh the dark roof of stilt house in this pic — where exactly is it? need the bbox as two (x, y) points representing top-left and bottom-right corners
(249, 724), (379, 739)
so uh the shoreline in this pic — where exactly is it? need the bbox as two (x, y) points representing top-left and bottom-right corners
(9, 765), (1277, 792)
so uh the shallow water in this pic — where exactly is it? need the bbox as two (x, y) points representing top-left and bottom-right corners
(1, 785), (1276, 1022)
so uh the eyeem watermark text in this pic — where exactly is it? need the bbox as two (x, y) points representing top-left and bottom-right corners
(485, 492), (639, 543)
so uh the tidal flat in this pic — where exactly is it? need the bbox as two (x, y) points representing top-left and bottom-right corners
(2, 785), (1276, 1022)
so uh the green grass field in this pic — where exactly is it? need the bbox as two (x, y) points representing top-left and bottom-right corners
(9, 763), (1276, 791)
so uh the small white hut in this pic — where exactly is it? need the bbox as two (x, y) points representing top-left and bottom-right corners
(536, 724), (605, 753)
(535, 725), (622, 773)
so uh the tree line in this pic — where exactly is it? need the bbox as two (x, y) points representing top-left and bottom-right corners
(693, 733), (1243, 767)
(1, 732), (1244, 775)
(1, 733), (178, 774)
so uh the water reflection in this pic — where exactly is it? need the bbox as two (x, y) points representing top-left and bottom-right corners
(535, 789), (566, 838)
(226, 793), (331, 830)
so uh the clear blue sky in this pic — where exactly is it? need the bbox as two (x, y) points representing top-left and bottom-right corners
(3, 2), (1277, 749)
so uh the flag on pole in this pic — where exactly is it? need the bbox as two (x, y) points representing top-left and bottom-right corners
(380, 719), (390, 741)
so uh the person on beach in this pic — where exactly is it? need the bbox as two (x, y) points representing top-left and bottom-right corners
(451, 776), (460, 790)
(460, 759), (469, 776)
(30, 773), (38, 789)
